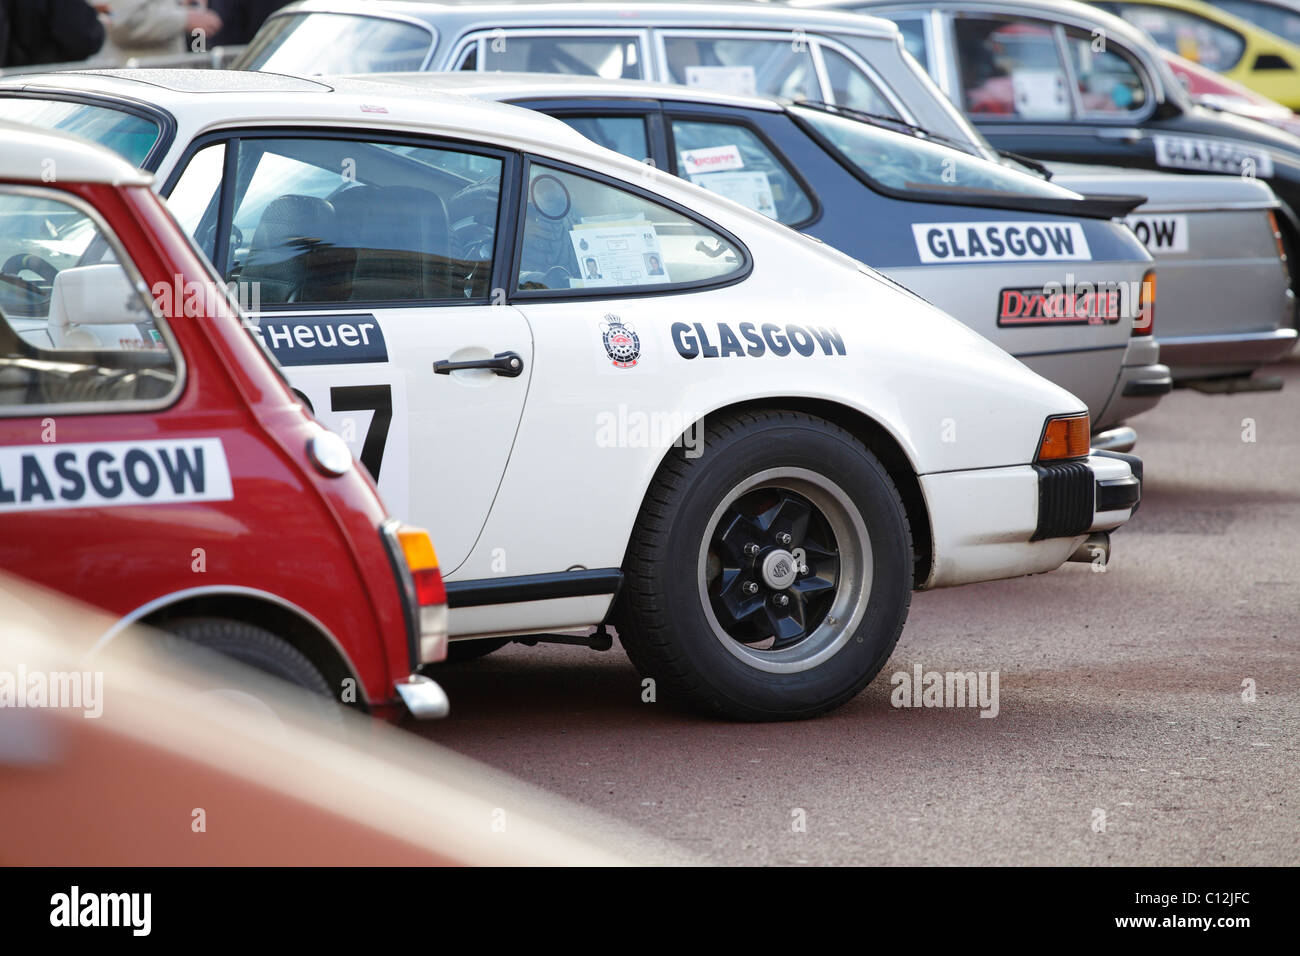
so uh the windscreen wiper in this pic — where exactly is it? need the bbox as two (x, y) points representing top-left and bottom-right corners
(995, 148), (1054, 181)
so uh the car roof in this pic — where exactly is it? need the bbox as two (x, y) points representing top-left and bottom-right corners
(0, 120), (150, 187)
(0, 69), (602, 156)
(269, 0), (903, 38)
(356, 70), (788, 112)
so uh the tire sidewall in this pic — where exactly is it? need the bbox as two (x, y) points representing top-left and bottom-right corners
(653, 419), (911, 718)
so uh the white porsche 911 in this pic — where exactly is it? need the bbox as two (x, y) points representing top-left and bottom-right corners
(0, 71), (1142, 719)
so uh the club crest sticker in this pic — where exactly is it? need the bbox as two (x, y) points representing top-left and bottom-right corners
(600, 315), (640, 369)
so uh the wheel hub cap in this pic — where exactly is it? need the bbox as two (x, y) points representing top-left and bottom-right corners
(761, 549), (798, 590)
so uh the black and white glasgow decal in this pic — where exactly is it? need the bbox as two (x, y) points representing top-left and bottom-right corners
(0, 438), (232, 512)
(1153, 134), (1275, 178)
(1124, 214), (1189, 254)
(911, 221), (1091, 264)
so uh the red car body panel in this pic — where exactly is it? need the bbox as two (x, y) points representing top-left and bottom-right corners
(0, 179), (414, 713)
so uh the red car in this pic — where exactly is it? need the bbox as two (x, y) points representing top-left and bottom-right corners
(0, 121), (449, 720)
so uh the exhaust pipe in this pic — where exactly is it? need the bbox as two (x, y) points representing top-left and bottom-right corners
(1091, 426), (1137, 453)
(1068, 532), (1110, 567)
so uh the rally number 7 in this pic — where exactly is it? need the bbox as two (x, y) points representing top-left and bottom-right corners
(329, 384), (392, 481)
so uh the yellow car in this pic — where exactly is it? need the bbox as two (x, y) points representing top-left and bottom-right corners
(1093, 0), (1300, 108)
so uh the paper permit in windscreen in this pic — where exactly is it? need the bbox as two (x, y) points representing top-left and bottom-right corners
(569, 217), (670, 287)
(684, 65), (757, 96)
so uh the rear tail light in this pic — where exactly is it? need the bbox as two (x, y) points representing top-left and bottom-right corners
(1267, 209), (1287, 264)
(1133, 269), (1155, 336)
(1037, 413), (1090, 461)
(381, 521), (448, 665)
(397, 526), (447, 607)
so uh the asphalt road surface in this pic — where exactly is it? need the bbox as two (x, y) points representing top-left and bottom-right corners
(416, 357), (1300, 866)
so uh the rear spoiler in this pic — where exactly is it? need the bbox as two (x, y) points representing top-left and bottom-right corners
(947, 191), (1149, 220)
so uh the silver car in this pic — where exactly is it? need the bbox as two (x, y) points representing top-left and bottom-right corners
(805, 0), (1300, 389)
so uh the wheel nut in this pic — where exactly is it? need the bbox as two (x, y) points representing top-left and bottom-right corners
(743, 543), (760, 557)
(777, 532), (792, 546)
(774, 594), (789, 607)
(743, 581), (759, 594)
(799, 564), (809, 575)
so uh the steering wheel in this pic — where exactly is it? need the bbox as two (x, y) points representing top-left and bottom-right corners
(2, 253), (58, 284)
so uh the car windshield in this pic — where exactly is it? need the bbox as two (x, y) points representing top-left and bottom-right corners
(0, 98), (159, 167)
(794, 106), (1083, 201)
(238, 13), (433, 73)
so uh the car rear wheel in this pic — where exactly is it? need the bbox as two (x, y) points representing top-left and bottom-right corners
(158, 618), (338, 718)
(617, 410), (913, 721)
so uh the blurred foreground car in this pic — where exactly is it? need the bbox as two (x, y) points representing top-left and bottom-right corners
(394, 71), (1167, 431)
(0, 122), (450, 721)
(0, 574), (631, 865)
(0, 73), (1140, 719)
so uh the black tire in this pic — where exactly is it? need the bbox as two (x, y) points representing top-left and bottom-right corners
(616, 410), (913, 721)
(443, 637), (510, 663)
(159, 617), (335, 700)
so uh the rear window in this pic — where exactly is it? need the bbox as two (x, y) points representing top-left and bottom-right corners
(238, 13), (434, 74)
(794, 106), (1084, 202)
(0, 98), (159, 167)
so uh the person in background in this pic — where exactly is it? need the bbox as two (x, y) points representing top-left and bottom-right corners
(0, 0), (105, 68)
(209, 0), (291, 46)
(99, 0), (221, 63)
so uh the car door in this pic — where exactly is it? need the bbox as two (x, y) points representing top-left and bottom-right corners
(163, 132), (531, 575)
(933, 11), (1163, 169)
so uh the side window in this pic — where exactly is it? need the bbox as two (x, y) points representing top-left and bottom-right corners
(516, 165), (744, 293)
(662, 35), (818, 100)
(819, 45), (902, 117)
(1064, 29), (1148, 114)
(204, 138), (501, 305)
(1217, 0), (1300, 47)
(1116, 5), (1246, 72)
(166, 142), (226, 263)
(556, 115), (650, 161)
(891, 17), (930, 72)
(670, 118), (814, 225)
(0, 190), (178, 412)
(481, 33), (644, 78)
(954, 16), (1072, 119)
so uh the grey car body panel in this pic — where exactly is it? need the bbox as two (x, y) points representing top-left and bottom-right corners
(807, 0), (1299, 382)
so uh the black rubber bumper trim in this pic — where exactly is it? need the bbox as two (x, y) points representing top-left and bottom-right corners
(1097, 476), (1140, 512)
(445, 569), (623, 609)
(1091, 450), (1144, 516)
(1032, 459), (1095, 541)
(1123, 377), (1173, 397)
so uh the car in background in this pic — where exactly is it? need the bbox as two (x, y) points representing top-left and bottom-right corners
(806, 0), (1299, 385)
(1162, 47), (1300, 138)
(1091, 0), (1300, 108)
(1213, 0), (1300, 48)
(0, 70), (1142, 719)
(233, 0), (988, 153)
(375, 71), (1167, 432)
(0, 120), (450, 721)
